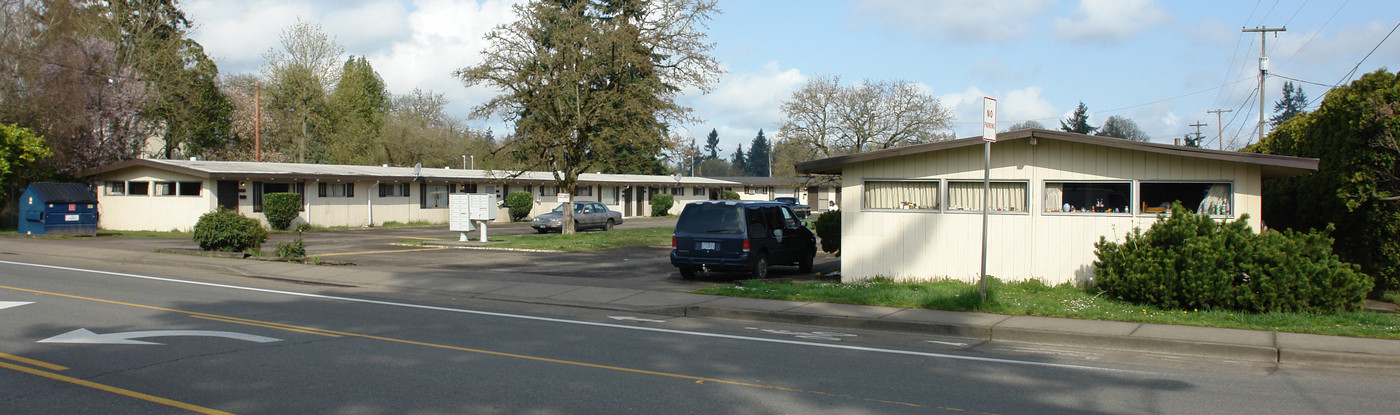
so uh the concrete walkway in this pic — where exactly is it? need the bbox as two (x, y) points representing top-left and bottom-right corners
(2, 237), (1397, 370)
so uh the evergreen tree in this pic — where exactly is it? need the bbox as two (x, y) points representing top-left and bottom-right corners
(703, 128), (720, 160)
(1060, 101), (1098, 135)
(1269, 81), (1309, 127)
(1095, 115), (1150, 142)
(325, 56), (389, 164)
(745, 129), (771, 177)
(730, 143), (746, 175)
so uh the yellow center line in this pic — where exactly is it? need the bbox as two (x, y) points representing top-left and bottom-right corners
(314, 247), (446, 257)
(0, 352), (68, 371)
(0, 360), (233, 415)
(1, 284), (930, 410)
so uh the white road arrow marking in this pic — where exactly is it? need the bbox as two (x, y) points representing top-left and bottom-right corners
(38, 329), (281, 345)
(608, 316), (667, 323)
(0, 301), (33, 311)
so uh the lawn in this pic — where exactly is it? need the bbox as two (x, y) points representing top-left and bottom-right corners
(478, 226), (673, 251)
(696, 278), (1400, 339)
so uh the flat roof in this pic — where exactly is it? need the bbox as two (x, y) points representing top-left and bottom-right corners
(794, 129), (1320, 178)
(81, 159), (741, 186)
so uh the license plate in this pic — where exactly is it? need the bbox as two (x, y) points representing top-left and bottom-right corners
(698, 241), (716, 250)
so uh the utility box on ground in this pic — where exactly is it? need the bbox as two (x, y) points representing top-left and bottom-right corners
(450, 193), (497, 241)
(18, 182), (98, 236)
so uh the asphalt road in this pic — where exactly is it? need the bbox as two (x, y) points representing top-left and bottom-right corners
(98, 217), (841, 292)
(4, 259), (1400, 414)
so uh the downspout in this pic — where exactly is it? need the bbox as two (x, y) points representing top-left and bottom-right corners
(369, 180), (377, 227)
(309, 179), (317, 227)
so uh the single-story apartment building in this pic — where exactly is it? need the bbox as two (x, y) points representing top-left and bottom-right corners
(80, 159), (738, 231)
(708, 176), (842, 213)
(795, 128), (1319, 286)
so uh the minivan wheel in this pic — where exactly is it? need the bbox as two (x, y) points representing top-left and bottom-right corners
(799, 250), (814, 273)
(750, 253), (769, 279)
(678, 266), (696, 279)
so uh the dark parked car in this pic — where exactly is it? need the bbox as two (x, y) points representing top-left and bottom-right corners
(670, 200), (816, 279)
(773, 196), (811, 218)
(531, 201), (623, 233)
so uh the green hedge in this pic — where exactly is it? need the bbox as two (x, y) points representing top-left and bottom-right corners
(813, 210), (840, 254)
(506, 191), (534, 222)
(650, 193), (674, 217)
(192, 209), (268, 252)
(263, 193), (301, 230)
(1093, 203), (1371, 313)
(721, 190), (740, 200)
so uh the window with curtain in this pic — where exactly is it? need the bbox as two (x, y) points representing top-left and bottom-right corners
(1049, 181), (1131, 213)
(947, 181), (1027, 212)
(423, 184), (450, 208)
(863, 180), (939, 210)
(1140, 182), (1232, 215)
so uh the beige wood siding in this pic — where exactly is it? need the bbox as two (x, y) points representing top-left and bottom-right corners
(94, 166), (214, 231)
(841, 139), (1264, 285)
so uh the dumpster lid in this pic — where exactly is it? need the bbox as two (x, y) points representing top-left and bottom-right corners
(27, 182), (97, 204)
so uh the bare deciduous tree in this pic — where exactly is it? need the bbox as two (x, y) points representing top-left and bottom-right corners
(778, 76), (953, 159)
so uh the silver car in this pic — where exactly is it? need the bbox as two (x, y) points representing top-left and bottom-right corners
(530, 201), (623, 233)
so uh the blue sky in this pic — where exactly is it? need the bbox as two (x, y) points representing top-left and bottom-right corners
(185, 0), (1400, 158)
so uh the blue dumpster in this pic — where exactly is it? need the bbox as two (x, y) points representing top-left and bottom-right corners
(18, 183), (98, 236)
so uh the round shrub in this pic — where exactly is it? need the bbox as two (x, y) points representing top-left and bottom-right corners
(1093, 202), (1371, 313)
(650, 193), (674, 217)
(721, 190), (740, 200)
(192, 209), (268, 252)
(262, 192), (302, 230)
(813, 210), (840, 254)
(506, 191), (534, 222)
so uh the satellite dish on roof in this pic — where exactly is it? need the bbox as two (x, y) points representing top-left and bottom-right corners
(413, 162), (422, 177)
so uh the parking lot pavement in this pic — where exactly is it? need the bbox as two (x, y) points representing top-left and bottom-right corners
(52, 217), (838, 293)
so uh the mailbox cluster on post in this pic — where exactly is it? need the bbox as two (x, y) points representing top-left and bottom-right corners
(449, 193), (497, 242)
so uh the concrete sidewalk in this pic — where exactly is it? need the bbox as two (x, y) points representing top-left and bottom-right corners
(2, 237), (1398, 370)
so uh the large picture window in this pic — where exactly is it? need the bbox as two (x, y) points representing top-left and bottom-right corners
(1045, 182), (1131, 214)
(1140, 182), (1232, 215)
(601, 186), (619, 205)
(253, 182), (305, 212)
(422, 184), (450, 208)
(318, 183), (354, 198)
(947, 181), (1027, 212)
(378, 183), (410, 197)
(863, 180), (939, 210)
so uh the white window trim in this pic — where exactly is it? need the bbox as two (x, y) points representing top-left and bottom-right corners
(1043, 180), (1134, 216)
(945, 180), (1030, 215)
(1138, 180), (1236, 218)
(861, 179), (942, 213)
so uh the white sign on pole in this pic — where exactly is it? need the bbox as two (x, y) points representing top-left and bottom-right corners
(557, 193), (571, 203)
(983, 97), (997, 142)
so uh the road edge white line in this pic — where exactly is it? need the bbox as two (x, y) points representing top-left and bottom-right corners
(0, 259), (1143, 374)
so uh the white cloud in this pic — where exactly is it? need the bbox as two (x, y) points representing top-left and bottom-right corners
(1053, 0), (1168, 43)
(696, 61), (806, 128)
(855, 0), (1055, 43)
(370, 0), (521, 117)
(186, 0), (315, 73)
(942, 86), (1056, 137)
(323, 1), (411, 58)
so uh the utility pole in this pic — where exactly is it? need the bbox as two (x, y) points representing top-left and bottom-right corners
(1189, 121), (1208, 147)
(1242, 26), (1286, 144)
(254, 81), (262, 162)
(1207, 109), (1232, 150)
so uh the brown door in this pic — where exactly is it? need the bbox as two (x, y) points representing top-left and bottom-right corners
(623, 186), (633, 217)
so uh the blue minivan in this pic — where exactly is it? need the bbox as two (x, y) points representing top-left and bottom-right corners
(670, 200), (817, 279)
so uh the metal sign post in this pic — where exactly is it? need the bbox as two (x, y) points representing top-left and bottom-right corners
(980, 97), (997, 302)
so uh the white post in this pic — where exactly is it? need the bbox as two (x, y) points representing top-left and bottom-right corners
(478, 220), (488, 242)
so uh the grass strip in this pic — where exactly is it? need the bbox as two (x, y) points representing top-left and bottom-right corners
(695, 278), (1400, 339)
(482, 226), (673, 251)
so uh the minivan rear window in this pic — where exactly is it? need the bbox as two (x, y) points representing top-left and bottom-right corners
(676, 204), (745, 234)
